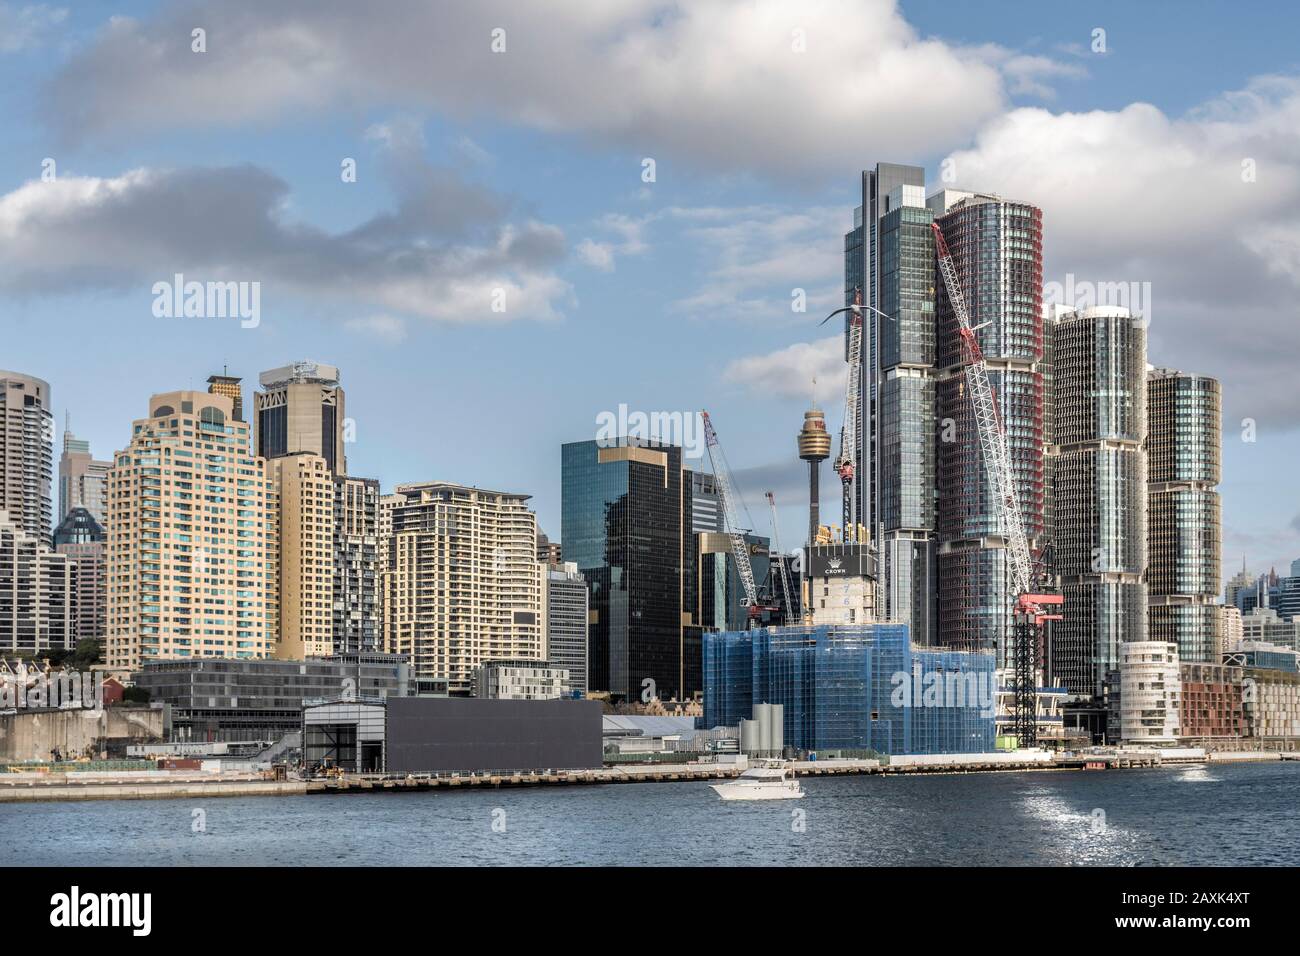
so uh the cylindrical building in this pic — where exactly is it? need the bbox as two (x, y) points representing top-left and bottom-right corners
(1052, 307), (1148, 699)
(933, 195), (1045, 665)
(1147, 368), (1221, 662)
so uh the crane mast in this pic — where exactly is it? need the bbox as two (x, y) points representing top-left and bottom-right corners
(765, 491), (795, 621)
(701, 411), (761, 619)
(835, 287), (864, 540)
(931, 222), (1061, 748)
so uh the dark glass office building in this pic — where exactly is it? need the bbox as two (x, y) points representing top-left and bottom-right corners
(561, 439), (691, 701)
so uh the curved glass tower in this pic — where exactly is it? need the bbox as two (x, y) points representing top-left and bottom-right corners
(1052, 307), (1148, 698)
(1147, 368), (1221, 662)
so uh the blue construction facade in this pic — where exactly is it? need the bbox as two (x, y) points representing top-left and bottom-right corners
(703, 624), (996, 755)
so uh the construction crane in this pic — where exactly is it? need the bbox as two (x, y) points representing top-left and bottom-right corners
(701, 411), (768, 624)
(818, 287), (865, 539)
(931, 222), (1063, 748)
(765, 491), (795, 622)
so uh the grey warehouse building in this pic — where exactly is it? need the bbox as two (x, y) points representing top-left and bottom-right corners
(304, 696), (603, 775)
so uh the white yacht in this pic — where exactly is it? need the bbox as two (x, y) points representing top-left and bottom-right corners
(710, 760), (805, 801)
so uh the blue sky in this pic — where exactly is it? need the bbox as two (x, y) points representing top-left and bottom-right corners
(2, 0), (1299, 579)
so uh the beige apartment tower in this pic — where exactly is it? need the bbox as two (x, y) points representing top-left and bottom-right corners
(106, 391), (277, 672)
(255, 362), (347, 475)
(267, 453), (336, 660)
(382, 482), (546, 694)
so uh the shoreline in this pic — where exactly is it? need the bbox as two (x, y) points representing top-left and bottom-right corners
(2, 751), (1288, 803)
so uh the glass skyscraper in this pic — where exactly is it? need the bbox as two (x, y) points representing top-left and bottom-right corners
(561, 438), (692, 701)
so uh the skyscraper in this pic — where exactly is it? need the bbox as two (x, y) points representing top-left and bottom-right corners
(106, 391), (277, 672)
(207, 371), (245, 422)
(334, 474), (380, 654)
(547, 562), (589, 695)
(0, 509), (75, 656)
(53, 507), (107, 646)
(0, 370), (55, 538)
(255, 361), (347, 475)
(930, 191), (1046, 663)
(381, 482), (545, 693)
(561, 438), (690, 701)
(1147, 368), (1222, 662)
(844, 165), (938, 644)
(1052, 307), (1148, 698)
(267, 453), (336, 660)
(58, 425), (111, 525)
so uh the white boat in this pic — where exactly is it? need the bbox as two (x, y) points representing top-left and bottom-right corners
(710, 760), (805, 801)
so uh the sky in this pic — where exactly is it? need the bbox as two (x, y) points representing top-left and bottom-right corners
(2, 0), (1299, 582)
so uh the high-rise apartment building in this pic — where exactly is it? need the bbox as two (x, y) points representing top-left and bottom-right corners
(0, 509), (75, 655)
(382, 482), (545, 694)
(268, 453), (336, 660)
(547, 561), (589, 695)
(106, 391), (277, 672)
(207, 371), (245, 422)
(537, 530), (563, 568)
(255, 361), (347, 475)
(58, 426), (111, 525)
(844, 164), (938, 643)
(561, 438), (691, 701)
(930, 191), (1046, 663)
(1052, 307), (1148, 698)
(1147, 368), (1222, 663)
(0, 370), (55, 538)
(334, 474), (380, 654)
(53, 507), (107, 645)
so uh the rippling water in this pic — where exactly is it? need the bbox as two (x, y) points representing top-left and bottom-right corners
(8, 762), (1297, 866)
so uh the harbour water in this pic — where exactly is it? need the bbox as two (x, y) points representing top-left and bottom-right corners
(9, 761), (1297, 866)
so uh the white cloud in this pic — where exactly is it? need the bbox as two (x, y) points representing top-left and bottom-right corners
(345, 314), (407, 343)
(45, 0), (1049, 178)
(723, 335), (844, 405)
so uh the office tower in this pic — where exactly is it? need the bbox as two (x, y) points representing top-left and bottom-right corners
(255, 361), (347, 475)
(929, 191), (1045, 661)
(1052, 307), (1148, 698)
(0, 509), (75, 655)
(106, 391), (276, 672)
(268, 454), (336, 660)
(547, 562), (589, 695)
(382, 482), (545, 694)
(1224, 560), (1253, 608)
(561, 438), (689, 701)
(53, 507), (107, 645)
(687, 469), (722, 533)
(207, 371), (245, 422)
(797, 407), (831, 546)
(0, 370), (55, 537)
(844, 164), (938, 643)
(58, 425), (111, 525)
(537, 530), (563, 568)
(334, 474), (380, 654)
(1147, 368), (1222, 662)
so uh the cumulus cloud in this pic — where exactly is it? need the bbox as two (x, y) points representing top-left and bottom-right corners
(723, 335), (844, 405)
(942, 75), (1300, 427)
(0, 148), (572, 323)
(42, 0), (1054, 178)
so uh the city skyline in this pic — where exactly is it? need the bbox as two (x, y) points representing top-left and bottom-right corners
(2, 1), (1300, 578)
